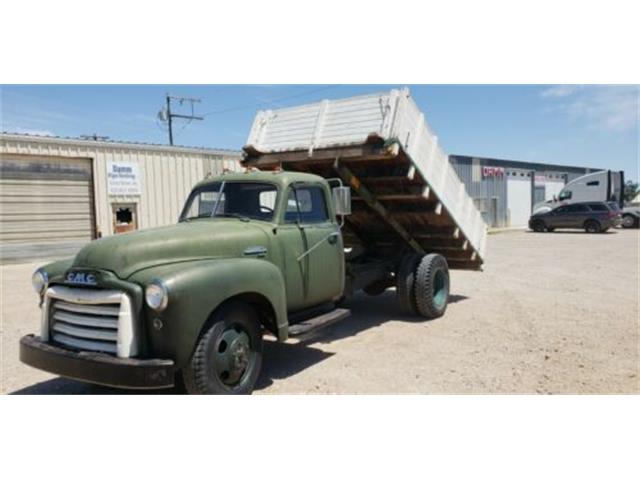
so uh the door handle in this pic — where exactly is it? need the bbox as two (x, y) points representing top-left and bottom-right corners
(327, 232), (339, 244)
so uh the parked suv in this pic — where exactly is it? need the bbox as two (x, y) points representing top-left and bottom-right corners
(529, 201), (621, 233)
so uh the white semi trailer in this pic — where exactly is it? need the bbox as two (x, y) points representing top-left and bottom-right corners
(533, 170), (624, 214)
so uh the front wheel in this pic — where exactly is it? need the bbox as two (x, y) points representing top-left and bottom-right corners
(414, 254), (450, 319)
(531, 220), (546, 232)
(584, 219), (601, 234)
(183, 301), (263, 395)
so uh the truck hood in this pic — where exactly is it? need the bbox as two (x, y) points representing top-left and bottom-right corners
(71, 220), (272, 279)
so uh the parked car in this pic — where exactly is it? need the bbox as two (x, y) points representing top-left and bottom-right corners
(529, 201), (622, 233)
(621, 198), (640, 228)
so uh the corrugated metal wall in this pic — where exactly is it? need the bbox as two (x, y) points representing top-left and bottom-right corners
(449, 158), (508, 227)
(0, 135), (242, 240)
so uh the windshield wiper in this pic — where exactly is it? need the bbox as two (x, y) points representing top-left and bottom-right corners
(214, 213), (250, 222)
(181, 213), (213, 222)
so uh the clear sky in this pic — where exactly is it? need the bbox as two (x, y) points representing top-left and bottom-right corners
(1, 84), (638, 180)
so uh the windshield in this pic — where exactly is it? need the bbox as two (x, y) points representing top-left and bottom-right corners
(180, 181), (278, 222)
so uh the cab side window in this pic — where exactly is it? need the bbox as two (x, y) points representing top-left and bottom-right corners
(285, 186), (329, 224)
(558, 190), (572, 200)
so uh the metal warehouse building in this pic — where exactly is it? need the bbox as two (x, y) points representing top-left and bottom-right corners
(0, 133), (241, 263)
(449, 155), (602, 228)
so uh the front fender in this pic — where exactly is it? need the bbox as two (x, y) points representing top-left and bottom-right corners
(129, 258), (287, 368)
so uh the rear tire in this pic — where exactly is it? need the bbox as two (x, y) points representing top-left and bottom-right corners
(183, 301), (263, 395)
(396, 252), (420, 315)
(532, 220), (546, 232)
(584, 219), (601, 234)
(414, 254), (450, 319)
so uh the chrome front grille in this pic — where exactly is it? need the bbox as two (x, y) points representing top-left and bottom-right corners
(41, 285), (137, 358)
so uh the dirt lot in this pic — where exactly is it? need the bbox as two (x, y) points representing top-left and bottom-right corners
(1, 229), (638, 394)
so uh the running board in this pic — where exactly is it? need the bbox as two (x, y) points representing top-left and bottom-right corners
(288, 308), (351, 337)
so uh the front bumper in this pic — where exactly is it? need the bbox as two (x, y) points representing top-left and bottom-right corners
(20, 335), (175, 389)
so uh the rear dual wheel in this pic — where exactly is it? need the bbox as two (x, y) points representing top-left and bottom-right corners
(396, 252), (450, 319)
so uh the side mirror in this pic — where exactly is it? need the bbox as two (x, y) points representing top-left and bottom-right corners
(332, 186), (352, 216)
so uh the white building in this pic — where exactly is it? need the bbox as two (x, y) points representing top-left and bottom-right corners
(0, 133), (241, 263)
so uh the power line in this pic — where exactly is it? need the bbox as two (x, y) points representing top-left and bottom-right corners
(200, 85), (342, 116)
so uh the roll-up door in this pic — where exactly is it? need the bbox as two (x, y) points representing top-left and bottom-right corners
(0, 154), (94, 263)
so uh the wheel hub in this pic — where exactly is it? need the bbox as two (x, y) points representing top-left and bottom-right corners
(433, 270), (448, 309)
(214, 327), (251, 386)
(231, 340), (249, 372)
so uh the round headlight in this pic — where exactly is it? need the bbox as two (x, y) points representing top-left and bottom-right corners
(32, 270), (48, 294)
(145, 281), (168, 311)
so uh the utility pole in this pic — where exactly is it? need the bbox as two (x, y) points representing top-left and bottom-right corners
(162, 94), (203, 145)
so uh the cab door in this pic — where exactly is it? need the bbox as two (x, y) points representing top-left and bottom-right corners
(279, 183), (344, 311)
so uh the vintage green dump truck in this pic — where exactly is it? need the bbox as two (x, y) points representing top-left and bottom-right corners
(20, 89), (487, 394)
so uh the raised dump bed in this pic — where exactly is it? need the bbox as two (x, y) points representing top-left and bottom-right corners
(242, 88), (487, 270)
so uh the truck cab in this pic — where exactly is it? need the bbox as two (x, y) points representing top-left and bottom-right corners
(533, 170), (624, 214)
(20, 170), (350, 394)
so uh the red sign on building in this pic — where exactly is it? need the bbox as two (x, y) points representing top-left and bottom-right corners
(482, 166), (505, 178)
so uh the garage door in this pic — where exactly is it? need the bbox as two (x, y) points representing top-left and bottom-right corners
(0, 154), (95, 263)
(507, 175), (532, 227)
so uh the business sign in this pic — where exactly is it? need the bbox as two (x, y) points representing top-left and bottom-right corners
(482, 166), (505, 178)
(107, 161), (141, 195)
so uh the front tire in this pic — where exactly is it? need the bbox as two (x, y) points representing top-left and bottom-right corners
(414, 254), (450, 319)
(531, 220), (546, 232)
(584, 219), (601, 234)
(183, 301), (263, 395)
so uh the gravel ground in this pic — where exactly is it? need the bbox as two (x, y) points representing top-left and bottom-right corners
(1, 229), (638, 394)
